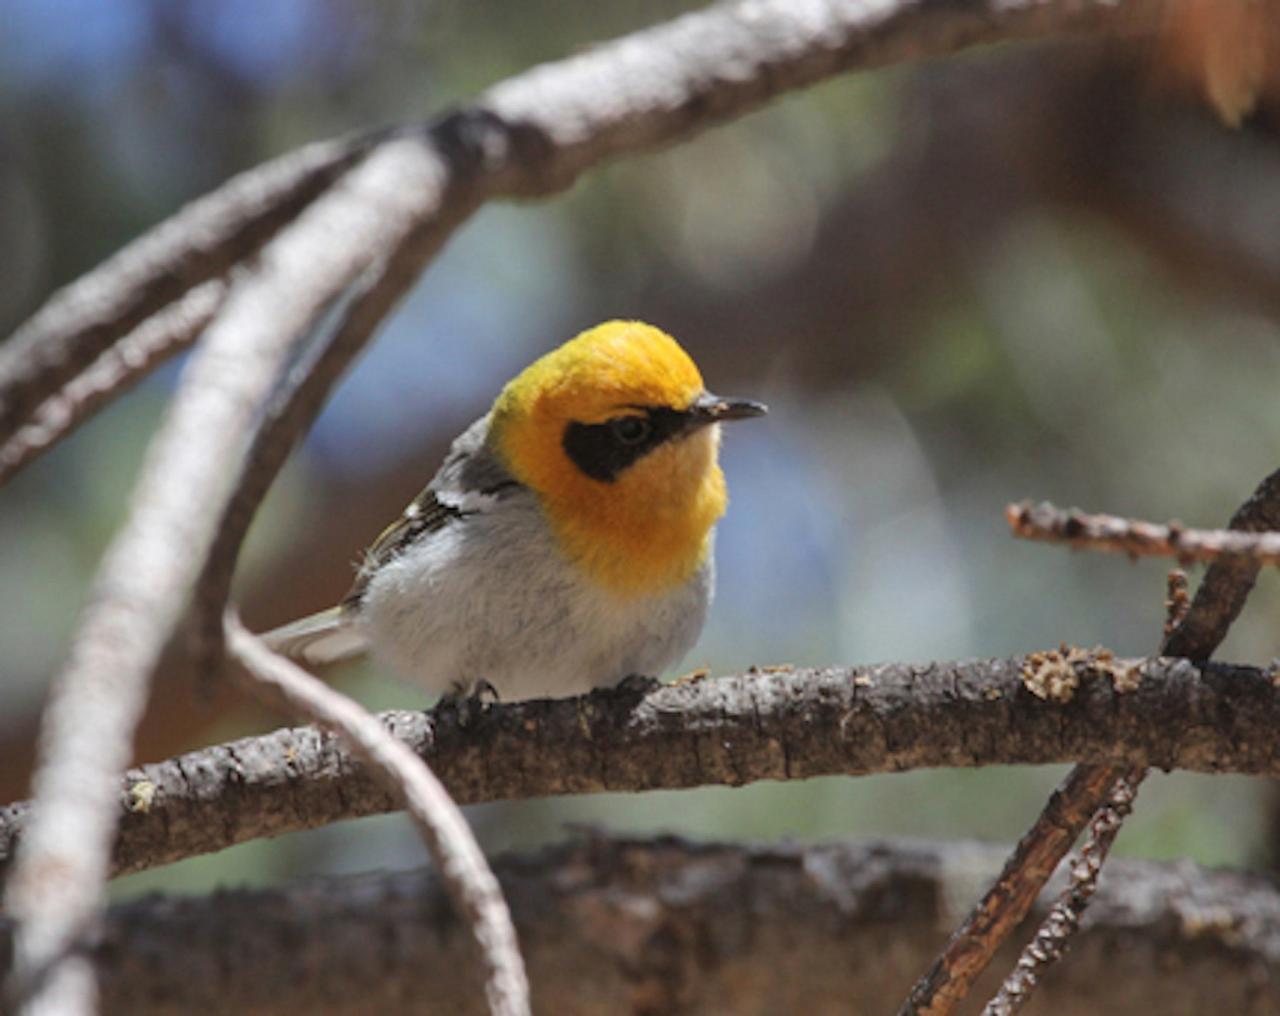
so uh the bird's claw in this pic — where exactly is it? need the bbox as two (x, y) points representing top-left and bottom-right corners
(435, 678), (501, 729)
(615, 673), (661, 697)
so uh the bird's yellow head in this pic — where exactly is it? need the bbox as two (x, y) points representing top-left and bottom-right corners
(490, 320), (765, 597)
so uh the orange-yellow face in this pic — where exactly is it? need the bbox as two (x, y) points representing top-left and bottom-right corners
(490, 320), (764, 597)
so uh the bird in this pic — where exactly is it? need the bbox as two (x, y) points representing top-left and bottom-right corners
(263, 319), (766, 702)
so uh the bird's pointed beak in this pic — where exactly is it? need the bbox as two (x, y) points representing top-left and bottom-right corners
(689, 391), (768, 424)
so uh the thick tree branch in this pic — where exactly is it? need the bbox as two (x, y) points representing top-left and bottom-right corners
(225, 618), (528, 1016)
(3, 834), (1277, 1015)
(0, 1), (1174, 1007)
(1, 655), (1277, 882)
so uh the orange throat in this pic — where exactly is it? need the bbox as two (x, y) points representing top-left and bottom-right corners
(541, 429), (727, 598)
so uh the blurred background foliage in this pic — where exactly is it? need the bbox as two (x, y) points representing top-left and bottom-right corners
(4, 0), (1280, 900)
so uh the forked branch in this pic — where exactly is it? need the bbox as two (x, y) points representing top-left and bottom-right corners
(225, 617), (529, 1016)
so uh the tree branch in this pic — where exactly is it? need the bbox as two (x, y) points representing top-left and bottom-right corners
(0, 134), (376, 448)
(981, 577), (1188, 1011)
(0, 654), (1276, 882)
(3, 135), (463, 1015)
(1164, 467), (1280, 660)
(1007, 500), (1280, 566)
(0, 1), (1174, 1008)
(3, 834), (1277, 1015)
(187, 202), (476, 678)
(0, 0), (1161, 474)
(897, 763), (1126, 1015)
(983, 767), (1144, 1015)
(225, 617), (528, 1016)
(0, 279), (228, 484)
(908, 468), (1280, 1013)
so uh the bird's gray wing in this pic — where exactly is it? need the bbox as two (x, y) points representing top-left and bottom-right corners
(341, 414), (521, 610)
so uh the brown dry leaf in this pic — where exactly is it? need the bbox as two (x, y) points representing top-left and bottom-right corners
(1160, 0), (1269, 127)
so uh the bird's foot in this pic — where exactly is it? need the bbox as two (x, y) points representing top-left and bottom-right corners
(435, 679), (501, 729)
(615, 673), (661, 697)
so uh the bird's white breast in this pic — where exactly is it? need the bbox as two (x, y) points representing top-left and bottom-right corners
(355, 490), (713, 700)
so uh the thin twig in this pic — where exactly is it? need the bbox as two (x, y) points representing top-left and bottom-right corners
(189, 193), (478, 679)
(1163, 467), (1280, 659)
(1163, 568), (1190, 638)
(1004, 572), (1188, 1016)
(979, 474), (1280, 1010)
(896, 764), (1123, 1015)
(223, 616), (529, 1016)
(904, 469), (1280, 1015)
(981, 767), (1144, 1016)
(3, 136), (459, 1016)
(0, 279), (228, 485)
(1006, 500), (1280, 565)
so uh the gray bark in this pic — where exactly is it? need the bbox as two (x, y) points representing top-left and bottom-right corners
(2, 654), (1276, 881)
(2, 834), (1275, 1015)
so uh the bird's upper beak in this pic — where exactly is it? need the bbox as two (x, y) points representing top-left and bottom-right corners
(688, 391), (768, 425)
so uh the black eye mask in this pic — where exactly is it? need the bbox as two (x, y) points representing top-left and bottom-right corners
(562, 406), (693, 483)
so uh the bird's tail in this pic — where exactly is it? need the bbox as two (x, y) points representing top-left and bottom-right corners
(260, 606), (369, 667)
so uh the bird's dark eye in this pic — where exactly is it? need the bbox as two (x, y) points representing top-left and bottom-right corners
(610, 415), (651, 446)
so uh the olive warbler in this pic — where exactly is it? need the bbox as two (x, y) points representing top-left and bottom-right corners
(264, 319), (765, 700)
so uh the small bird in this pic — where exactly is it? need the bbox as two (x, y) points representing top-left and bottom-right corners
(264, 320), (765, 701)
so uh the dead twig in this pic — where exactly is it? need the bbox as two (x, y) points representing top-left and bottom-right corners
(981, 766), (1145, 1015)
(224, 616), (529, 1016)
(904, 469), (1280, 1015)
(1006, 499), (1280, 566)
(1163, 467), (1280, 660)
(3, 135), (459, 1016)
(896, 764), (1123, 1015)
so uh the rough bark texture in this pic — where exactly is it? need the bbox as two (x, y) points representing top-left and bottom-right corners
(899, 763), (1127, 1015)
(906, 463), (1280, 1014)
(982, 768), (1145, 1015)
(1, 654), (1276, 881)
(2, 834), (1276, 1015)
